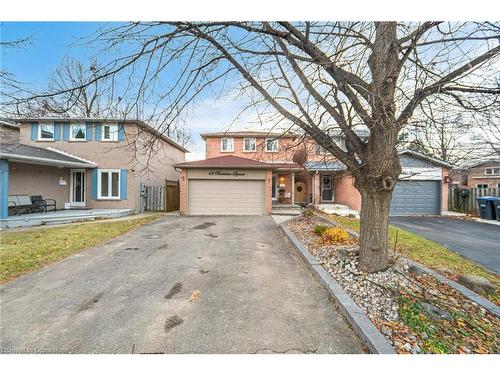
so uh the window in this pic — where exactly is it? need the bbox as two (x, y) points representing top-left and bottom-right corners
(266, 138), (278, 152)
(98, 169), (120, 199)
(102, 124), (118, 141)
(221, 138), (234, 152)
(243, 138), (256, 152)
(485, 167), (500, 175)
(70, 124), (86, 141)
(476, 184), (489, 189)
(38, 124), (54, 140)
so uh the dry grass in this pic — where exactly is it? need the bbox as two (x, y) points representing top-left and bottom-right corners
(0, 214), (162, 283)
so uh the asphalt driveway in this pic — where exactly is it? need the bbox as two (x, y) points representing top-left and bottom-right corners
(0, 216), (363, 354)
(390, 216), (500, 274)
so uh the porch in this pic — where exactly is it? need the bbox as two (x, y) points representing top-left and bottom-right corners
(0, 208), (134, 229)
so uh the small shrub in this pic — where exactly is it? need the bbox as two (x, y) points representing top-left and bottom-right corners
(303, 208), (315, 216)
(313, 224), (328, 235)
(348, 213), (356, 218)
(321, 227), (351, 244)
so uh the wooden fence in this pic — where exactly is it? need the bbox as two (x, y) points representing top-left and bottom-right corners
(140, 180), (180, 213)
(448, 187), (499, 214)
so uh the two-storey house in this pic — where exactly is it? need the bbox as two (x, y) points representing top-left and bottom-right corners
(175, 131), (452, 216)
(0, 117), (188, 222)
(463, 160), (500, 189)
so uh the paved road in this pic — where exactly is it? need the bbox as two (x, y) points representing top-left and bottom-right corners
(390, 216), (500, 274)
(0, 216), (363, 354)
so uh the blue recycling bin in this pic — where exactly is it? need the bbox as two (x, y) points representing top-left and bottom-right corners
(493, 199), (500, 222)
(476, 196), (497, 220)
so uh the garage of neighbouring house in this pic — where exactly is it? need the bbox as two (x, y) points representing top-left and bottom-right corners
(175, 155), (272, 216)
(389, 150), (453, 216)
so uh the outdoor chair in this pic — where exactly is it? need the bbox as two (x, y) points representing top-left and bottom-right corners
(31, 195), (57, 213)
(8, 195), (36, 215)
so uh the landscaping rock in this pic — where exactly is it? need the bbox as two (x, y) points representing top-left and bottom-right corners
(408, 264), (427, 276)
(436, 267), (453, 275)
(458, 274), (495, 295)
(420, 302), (453, 321)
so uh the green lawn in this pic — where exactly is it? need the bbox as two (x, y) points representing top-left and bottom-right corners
(0, 214), (162, 283)
(319, 212), (500, 303)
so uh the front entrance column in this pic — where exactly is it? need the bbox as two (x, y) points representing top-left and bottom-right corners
(313, 172), (320, 204)
(0, 159), (9, 219)
(291, 172), (295, 204)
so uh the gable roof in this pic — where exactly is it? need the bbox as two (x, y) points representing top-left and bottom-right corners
(398, 149), (454, 169)
(12, 117), (189, 153)
(0, 143), (97, 168)
(174, 155), (272, 169)
(0, 119), (20, 129)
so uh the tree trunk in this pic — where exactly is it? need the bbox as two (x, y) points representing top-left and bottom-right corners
(358, 185), (394, 273)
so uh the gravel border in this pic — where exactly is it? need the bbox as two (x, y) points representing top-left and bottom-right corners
(279, 217), (396, 354)
(319, 213), (500, 319)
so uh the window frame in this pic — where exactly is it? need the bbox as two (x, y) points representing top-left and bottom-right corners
(69, 123), (87, 142)
(101, 124), (118, 142)
(485, 167), (500, 176)
(220, 137), (234, 152)
(476, 183), (489, 189)
(243, 137), (257, 152)
(38, 123), (55, 141)
(265, 138), (279, 152)
(97, 169), (121, 200)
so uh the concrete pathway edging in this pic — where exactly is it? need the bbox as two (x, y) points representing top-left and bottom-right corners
(279, 217), (395, 354)
(320, 214), (500, 319)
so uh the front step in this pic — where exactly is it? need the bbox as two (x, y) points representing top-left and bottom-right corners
(272, 204), (302, 216)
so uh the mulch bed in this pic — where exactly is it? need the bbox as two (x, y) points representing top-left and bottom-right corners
(287, 215), (500, 354)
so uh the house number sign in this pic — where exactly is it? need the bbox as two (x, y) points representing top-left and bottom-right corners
(208, 170), (246, 177)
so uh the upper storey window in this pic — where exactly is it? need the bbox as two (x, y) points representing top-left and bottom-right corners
(221, 137), (234, 152)
(485, 167), (500, 175)
(266, 138), (278, 152)
(243, 138), (256, 152)
(70, 124), (86, 141)
(102, 124), (118, 141)
(38, 124), (54, 140)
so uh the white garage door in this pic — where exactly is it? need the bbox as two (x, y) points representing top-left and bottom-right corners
(188, 179), (266, 215)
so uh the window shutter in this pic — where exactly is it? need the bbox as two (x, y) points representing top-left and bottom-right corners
(86, 123), (93, 141)
(54, 123), (61, 141)
(31, 123), (38, 141)
(91, 169), (98, 200)
(118, 124), (125, 141)
(120, 169), (127, 200)
(63, 123), (70, 140)
(95, 124), (102, 141)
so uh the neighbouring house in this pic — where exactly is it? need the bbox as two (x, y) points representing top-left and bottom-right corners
(175, 131), (452, 216)
(461, 160), (500, 189)
(0, 117), (188, 223)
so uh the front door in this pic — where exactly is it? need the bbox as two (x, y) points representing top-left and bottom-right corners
(321, 176), (333, 201)
(70, 169), (86, 207)
(295, 181), (307, 203)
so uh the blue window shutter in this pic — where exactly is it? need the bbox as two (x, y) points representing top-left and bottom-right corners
(95, 124), (102, 141)
(86, 123), (93, 141)
(54, 123), (61, 141)
(63, 123), (70, 140)
(91, 169), (98, 200)
(118, 124), (125, 141)
(120, 169), (127, 200)
(31, 123), (38, 141)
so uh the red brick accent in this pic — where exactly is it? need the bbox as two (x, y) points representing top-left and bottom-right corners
(265, 169), (273, 214)
(179, 169), (188, 215)
(334, 174), (361, 211)
(441, 168), (449, 213)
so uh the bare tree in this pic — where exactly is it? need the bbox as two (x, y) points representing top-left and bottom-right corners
(6, 22), (500, 272)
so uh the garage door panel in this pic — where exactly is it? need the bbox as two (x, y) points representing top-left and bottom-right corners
(390, 180), (440, 216)
(189, 180), (265, 215)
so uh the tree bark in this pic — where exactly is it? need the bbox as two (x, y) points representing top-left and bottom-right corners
(357, 185), (394, 273)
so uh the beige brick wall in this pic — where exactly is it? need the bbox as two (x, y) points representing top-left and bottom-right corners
(0, 125), (20, 144)
(9, 162), (70, 210)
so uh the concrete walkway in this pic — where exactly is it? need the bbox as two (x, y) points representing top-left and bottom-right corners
(0, 216), (363, 354)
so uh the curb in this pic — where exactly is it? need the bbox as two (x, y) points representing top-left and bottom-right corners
(319, 213), (500, 319)
(279, 217), (395, 354)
